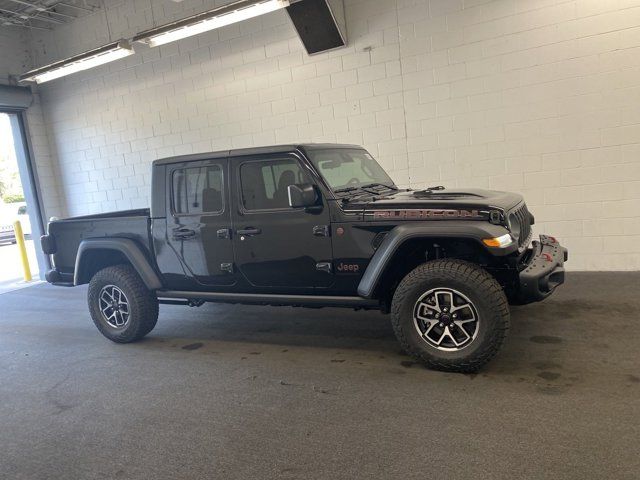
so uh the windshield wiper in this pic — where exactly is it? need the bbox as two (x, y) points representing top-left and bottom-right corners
(334, 186), (360, 194)
(337, 187), (397, 204)
(335, 184), (399, 203)
(360, 183), (398, 191)
(335, 183), (397, 194)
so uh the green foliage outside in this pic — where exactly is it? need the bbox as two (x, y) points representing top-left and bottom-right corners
(1, 113), (24, 205)
(0, 147), (24, 205)
(2, 193), (25, 203)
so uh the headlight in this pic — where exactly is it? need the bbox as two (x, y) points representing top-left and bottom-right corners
(482, 233), (513, 248)
(507, 212), (521, 242)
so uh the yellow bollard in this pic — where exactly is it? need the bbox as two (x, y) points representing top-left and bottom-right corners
(13, 220), (32, 282)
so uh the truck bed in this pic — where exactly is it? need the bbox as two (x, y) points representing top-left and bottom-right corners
(56, 208), (151, 221)
(47, 209), (152, 277)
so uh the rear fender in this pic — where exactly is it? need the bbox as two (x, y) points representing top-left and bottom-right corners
(74, 238), (162, 290)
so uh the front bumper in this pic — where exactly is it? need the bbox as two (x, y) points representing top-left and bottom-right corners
(517, 235), (567, 304)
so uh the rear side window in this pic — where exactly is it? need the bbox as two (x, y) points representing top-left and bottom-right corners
(172, 164), (224, 215)
(240, 159), (308, 211)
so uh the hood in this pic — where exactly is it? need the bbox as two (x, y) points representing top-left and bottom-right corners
(341, 188), (524, 220)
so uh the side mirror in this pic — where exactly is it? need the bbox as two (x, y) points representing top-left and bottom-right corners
(288, 183), (318, 208)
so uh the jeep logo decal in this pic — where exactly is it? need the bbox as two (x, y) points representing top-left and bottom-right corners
(371, 209), (481, 220)
(336, 262), (360, 273)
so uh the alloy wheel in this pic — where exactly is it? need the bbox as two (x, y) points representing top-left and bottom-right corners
(413, 288), (480, 351)
(99, 285), (131, 328)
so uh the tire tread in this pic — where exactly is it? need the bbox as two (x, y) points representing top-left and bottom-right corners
(88, 264), (159, 343)
(390, 259), (509, 372)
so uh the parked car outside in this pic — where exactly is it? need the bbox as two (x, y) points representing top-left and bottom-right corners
(15, 202), (31, 237)
(0, 222), (16, 245)
(0, 201), (30, 238)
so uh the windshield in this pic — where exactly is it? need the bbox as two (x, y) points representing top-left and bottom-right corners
(307, 148), (396, 192)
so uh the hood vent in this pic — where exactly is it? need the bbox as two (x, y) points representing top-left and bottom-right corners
(411, 192), (482, 200)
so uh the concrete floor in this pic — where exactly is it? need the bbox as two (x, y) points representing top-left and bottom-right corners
(0, 273), (638, 479)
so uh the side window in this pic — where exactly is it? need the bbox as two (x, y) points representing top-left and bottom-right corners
(17, 206), (27, 215)
(172, 164), (224, 215)
(240, 158), (308, 211)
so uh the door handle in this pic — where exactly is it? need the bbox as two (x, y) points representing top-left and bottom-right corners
(316, 262), (332, 274)
(217, 228), (231, 239)
(172, 227), (196, 240)
(237, 227), (261, 236)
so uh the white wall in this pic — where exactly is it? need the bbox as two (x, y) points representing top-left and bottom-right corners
(24, 94), (64, 221)
(24, 0), (640, 270)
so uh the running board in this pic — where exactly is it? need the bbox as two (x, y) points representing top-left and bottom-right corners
(156, 290), (380, 309)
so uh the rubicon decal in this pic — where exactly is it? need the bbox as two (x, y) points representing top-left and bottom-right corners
(370, 209), (482, 220)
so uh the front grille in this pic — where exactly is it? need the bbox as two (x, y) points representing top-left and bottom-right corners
(511, 203), (532, 248)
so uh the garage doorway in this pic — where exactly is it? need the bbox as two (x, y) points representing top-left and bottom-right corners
(0, 111), (46, 292)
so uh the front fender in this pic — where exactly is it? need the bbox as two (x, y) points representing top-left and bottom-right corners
(74, 238), (163, 290)
(357, 222), (515, 299)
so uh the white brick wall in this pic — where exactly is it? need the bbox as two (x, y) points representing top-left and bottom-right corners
(24, 94), (64, 221)
(10, 0), (640, 270)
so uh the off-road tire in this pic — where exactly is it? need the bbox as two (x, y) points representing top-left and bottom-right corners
(88, 265), (159, 343)
(391, 259), (509, 373)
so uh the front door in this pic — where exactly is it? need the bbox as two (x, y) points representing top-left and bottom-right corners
(232, 154), (333, 290)
(166, 158), (235, 287)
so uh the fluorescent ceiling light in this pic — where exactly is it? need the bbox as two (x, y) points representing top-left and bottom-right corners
(19, 40), (134, 84)
(134, 0), (290, 48)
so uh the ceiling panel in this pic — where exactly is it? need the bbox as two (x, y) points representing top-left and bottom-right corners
(0, 0), (98, 30)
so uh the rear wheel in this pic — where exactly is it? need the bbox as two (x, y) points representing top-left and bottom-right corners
(391, 259), (509, 372)
(88, 265), (159, 343)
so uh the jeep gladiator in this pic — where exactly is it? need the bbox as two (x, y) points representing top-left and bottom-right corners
(41, 144), (567, 372)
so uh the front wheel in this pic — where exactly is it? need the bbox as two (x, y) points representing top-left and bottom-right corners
(391, 260), (509, 373)
(88, 265), (159, 343)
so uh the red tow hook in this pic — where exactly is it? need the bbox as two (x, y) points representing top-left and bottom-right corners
(548, 236), (557, 243)
(542, 253), (553, 262)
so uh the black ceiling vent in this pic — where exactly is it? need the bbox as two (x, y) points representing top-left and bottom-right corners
(286, 0), (347, 55)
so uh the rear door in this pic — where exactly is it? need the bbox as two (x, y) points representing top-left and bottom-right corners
(166, 158), (236, 287)
(231, 154), (334, 290)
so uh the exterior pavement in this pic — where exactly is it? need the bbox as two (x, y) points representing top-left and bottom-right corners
(0, 239), (40, 294)
(0, 272), (638, 479)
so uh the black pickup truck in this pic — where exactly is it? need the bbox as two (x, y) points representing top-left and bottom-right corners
(41, 144), (567, 372)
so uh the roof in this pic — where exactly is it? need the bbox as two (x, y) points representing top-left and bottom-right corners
(152, 143), (363, 166)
